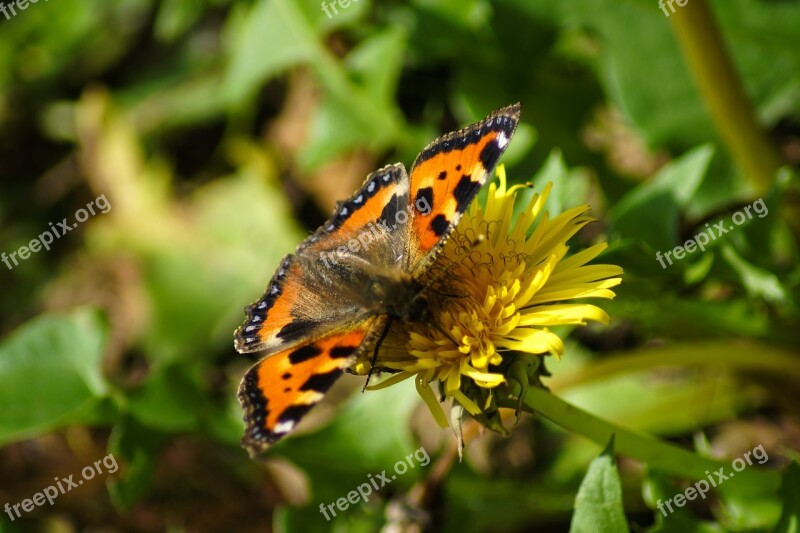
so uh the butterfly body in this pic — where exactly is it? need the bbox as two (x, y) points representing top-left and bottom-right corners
(234, 104), (520, 456)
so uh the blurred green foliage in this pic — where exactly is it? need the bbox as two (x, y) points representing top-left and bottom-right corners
(1, 0), (799, 531)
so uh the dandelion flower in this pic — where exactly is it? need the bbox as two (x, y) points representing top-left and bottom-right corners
(366, 165), (623, 430)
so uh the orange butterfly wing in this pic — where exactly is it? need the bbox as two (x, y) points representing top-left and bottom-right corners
(233, 164), (410, 356)
(238, 325), (375, 455)
(407, 104), (520, 270)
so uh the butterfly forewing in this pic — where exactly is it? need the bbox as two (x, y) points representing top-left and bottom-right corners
(407, 104), (520, 272)
(234, 163), (412, 356)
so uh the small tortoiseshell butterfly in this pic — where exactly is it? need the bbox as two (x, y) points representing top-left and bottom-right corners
(234, 104), (520, 456)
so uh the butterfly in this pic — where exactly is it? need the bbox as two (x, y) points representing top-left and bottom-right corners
(234, 104), (520, 456)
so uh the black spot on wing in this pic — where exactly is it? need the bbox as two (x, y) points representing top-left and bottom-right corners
(281, 372), (292, 380)
(377, 193), (400, 227)
(288, 344), (323, 364)
(277, 404), (314, 426)
(438, 171), (447, 180)
(330, 345), (359, 358)
(453, 175), (482, 213)
(299, 368), (344, 393)
(277, 319), (322, 341)
(415, 187), (434, 216)
(430, 214), (450, 237)
(479, 139), (502, 172)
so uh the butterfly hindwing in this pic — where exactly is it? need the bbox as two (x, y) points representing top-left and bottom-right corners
(407, 104), (520, 269)
(239, 325), (374, 456)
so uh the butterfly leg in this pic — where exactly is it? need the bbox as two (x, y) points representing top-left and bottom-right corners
(430, 319), (460, 347)
(362, 316), (394, 392)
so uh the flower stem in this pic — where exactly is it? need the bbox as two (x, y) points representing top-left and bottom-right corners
(546, 340), (800, 391)
(669, 0), (784, 192)
(516, 387), (780, 488)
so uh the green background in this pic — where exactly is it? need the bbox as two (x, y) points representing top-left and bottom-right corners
(0, 0), (799, 531)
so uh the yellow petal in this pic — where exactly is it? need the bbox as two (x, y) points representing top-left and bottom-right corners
(416, 373), (449, 428)
(366, 371), (415, 390)
(452, 389), (482, 415)
(518, 303), (610, 326)
(500, 329), (565, 355)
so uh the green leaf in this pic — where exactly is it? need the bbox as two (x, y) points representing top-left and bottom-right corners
(643, 470), (722, 533)
(0, 309), (110, 445)
(775, 462), (800, 533)
(223, 0), (373, 105)
(569, 436), (629, 533)
(720, 243), (792, 304)
(153, 0), (205, 42)
(127, 365), (203, 433)
(683, 252), (715, 285)
(610, 144), (714, 254)
(276, 503), (383, 533)
(223, 0), (320, 104)
(107, 417), (170, 510)
(522, 0), (800, 151)
(298, 27), (407, 169)
(345, 26), (407, 106)
(605, 288), (770, 339)
(410, 0), (492, 31)
(644, 446), (780, 530)
(536, 149), (591, 215)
